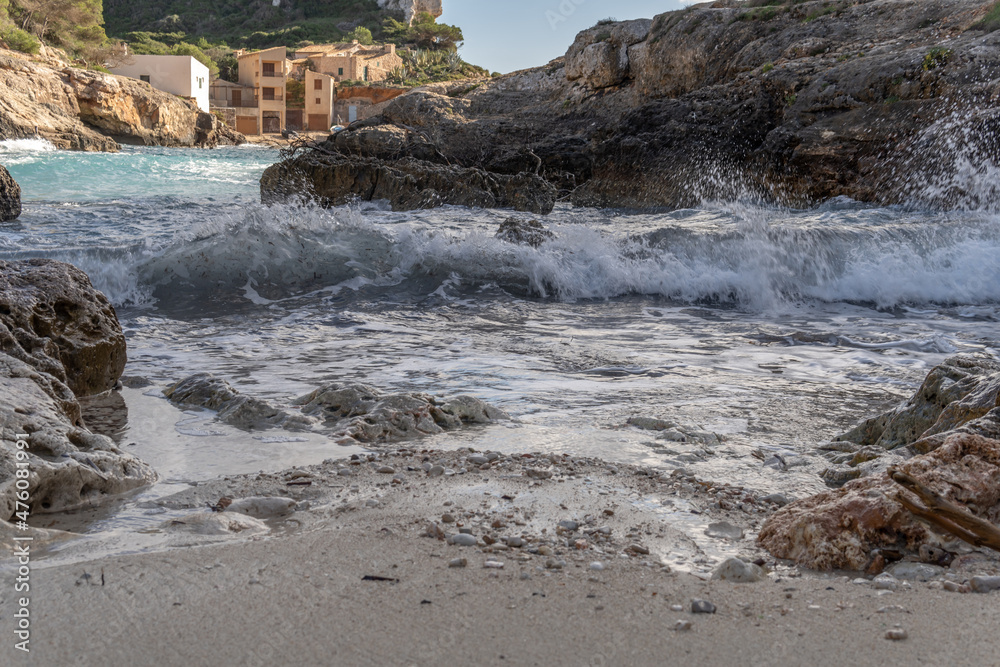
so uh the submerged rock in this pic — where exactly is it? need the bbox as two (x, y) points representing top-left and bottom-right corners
(0, 260), (155, 524)
(164, 374), (315, 431)
(0, 165), (20, 221)
(164, 374), (509, 445)
(759, 432), (1000, 571)
(495, 217), (556, 247)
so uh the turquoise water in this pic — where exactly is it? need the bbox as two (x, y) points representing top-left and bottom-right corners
(1, 137), (999, 515)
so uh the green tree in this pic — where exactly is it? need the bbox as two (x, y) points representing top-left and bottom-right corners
(346, 25), (372, 45)
(170, 41), (219, 77)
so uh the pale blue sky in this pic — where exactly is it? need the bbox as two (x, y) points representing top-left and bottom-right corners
(445, 1), (687, 73)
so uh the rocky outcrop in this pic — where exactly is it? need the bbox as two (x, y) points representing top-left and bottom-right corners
(495, 218), (555, 247)
(0, 259), (126, 396)
(260, 151), (556, 214)
(165, 373), (509, 444)
(0, 165), (20, 221)
(0, 49), (246, 151)
(759, 355), (1000, 570)
(0, 260), (154, 525)
(263, 0), (1000, 211)
(377, 0), (443, 23)
(759, 432), (1000, 571)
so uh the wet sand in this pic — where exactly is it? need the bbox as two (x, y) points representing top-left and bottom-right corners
(5, 449), (998, 666)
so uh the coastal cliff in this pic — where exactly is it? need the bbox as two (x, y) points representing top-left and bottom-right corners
(0, 48), (244, 151)
(263, 0), (1000, 211)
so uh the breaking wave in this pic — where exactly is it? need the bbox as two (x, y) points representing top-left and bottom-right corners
(42, 201), (1000, 312)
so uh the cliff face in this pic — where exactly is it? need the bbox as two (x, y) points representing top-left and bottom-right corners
(264, 0), (1000, 211)
(0, 49), (245, 151)
(377, 0), (443, 23)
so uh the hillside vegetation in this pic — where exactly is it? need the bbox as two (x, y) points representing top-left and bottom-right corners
(0, 0), (110, 62)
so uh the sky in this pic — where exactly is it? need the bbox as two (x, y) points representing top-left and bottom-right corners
(444, 1), (688, 73)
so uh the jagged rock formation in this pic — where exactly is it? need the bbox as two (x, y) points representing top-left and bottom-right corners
(377, 0), (443, 24)
(0, 49), (246, 151)
(0, 260), (155, 526)
(262, 0), (1000, 211)
(759, 355), (1000, 571)
(164, 373), (509, 444)
(0, 165), (20, 221)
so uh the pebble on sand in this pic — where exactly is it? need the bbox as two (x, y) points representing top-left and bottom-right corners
(885, 628), (908, 641)
(674, 620), (692, 631)
(691, 599), (716, 614)
(448, 533), (478, 547)
(448, 558), (467, 568)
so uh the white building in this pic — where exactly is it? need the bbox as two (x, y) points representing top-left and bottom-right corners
(110, 55), (210, 112)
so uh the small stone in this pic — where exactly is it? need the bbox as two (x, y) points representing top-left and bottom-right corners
(691, 599), (716, 614)
(545, 559), (565, 570)
(711, 557), (765, 583)
(441, 513), (456, 523)
(673, 620), (692, 632)
(506, 537), (524, 548)
(449, 558), (467, 568)
(468, 455), (489, 466)
(482, 535), (496, 545)
(873, 573), (899, 591)
(484, 560), (504, 569)
(557, 520), (579, 532)
(760, 493), (791, 507)
(448, 533), (478, 547)
(428, 465), (445, 477)
(705, 522), (744, 540)
(971, 576), (1000, 593)
(885, 628), (908, 641)
(364, 499), (379, 508)
(526, 468), (553, 479)
(337, 468), (353, 477)
(888, 562), (944, 582)
(589, 562), (605, 571)
(627, 544), (650, 555)
(377, 466), (395, 474)
(943, 581), (970, 593)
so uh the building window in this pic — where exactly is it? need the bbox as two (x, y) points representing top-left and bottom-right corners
(338, 67), (344, 76)
(313, 79), (322, 90)
(198, 77), (204, 89)
(263, 87), (275, 100)
(315, 98), (321, 105)
(363, 67), (368, 81)
(140, 75), (150, 83)
(263, 62), (276, 77)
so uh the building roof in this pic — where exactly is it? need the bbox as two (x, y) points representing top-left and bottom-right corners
(237, 46), (287, 60)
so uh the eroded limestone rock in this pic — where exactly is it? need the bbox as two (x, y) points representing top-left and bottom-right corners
(759, 432), (1000, 571)
(836, 356), (1000, 451)
(495, 218), (555, 248)
(0, 258), (126, 396)
(164, 374), (315, 431)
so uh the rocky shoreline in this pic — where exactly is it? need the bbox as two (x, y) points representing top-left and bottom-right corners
(0, 48), (244, 151)
(262, 0), (1000, 212)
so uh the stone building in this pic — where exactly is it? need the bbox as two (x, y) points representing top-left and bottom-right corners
(294, 42), (403, 84)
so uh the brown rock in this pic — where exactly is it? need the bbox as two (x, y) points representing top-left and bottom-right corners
(759, 433), (1000, 571)
(0, 259), (126, 396)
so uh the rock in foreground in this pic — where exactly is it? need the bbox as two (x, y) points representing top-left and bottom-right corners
(0, 165), (20, 221)
(759, 432), (1000, 571)
(0, 260), (154, 525)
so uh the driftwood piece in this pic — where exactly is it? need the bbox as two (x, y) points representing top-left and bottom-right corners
(889, 467), (1000, 552)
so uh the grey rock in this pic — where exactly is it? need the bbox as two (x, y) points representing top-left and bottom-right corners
(376, 465), (395, 474)
(885, 628), (908, 641)
(428, 465), (445, 477)
(971, 576), (1000, 593)
(705, 521), (745, 541)
(0, 165), (21, 221)
(448, 533), (478, 547)
(557, 520), (579, 532)
(691, 599), (716, 614)
(711, 557), (766, 583)
(589, 561), (605, 571)
(495, 218), (555, 248)
(448, 557), (467, 568)
(468, 455), (489, 466)
(873, 573), (899, 591)
(887, 561), (944, 582)
(761, 493), (791, 507)
(673, 620), (692, 631)
(506, 536), (524, 548)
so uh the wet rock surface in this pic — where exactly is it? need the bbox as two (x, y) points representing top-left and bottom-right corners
(164, 374), (510, 444)
(0, 260), (154, 527)
(0, 165), (20, 221)
(258, 0), (1000, 211)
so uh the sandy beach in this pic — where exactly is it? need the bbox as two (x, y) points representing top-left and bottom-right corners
(5, 448), (998, 666)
